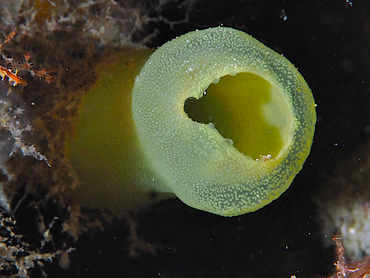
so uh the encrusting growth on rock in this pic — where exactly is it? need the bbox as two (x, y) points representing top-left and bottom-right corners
(0, 31), (55, 166)
(327, 233), (370, 278)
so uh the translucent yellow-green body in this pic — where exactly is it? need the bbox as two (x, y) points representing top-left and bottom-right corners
(66, 50), (173, 211)
(66, 27), (316, 216)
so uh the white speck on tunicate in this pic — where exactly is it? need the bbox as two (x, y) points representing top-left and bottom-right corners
(224, 138), (233, 146)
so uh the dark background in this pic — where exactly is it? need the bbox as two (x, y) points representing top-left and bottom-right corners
(13, 0), (370, 277)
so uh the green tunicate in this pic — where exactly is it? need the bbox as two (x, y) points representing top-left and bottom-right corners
(132, 27), (316, 216)
(67, 27), (315, 216)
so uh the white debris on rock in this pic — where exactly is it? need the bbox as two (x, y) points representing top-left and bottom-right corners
(0, 80), (29, 211)
(319, 199), (370, 261)
(317, 142), (370, 262)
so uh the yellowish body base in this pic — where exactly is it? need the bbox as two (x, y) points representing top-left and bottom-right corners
(66, 49), (174, 211)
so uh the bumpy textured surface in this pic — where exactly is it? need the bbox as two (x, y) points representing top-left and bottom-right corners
(132, 27), (316, 216)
